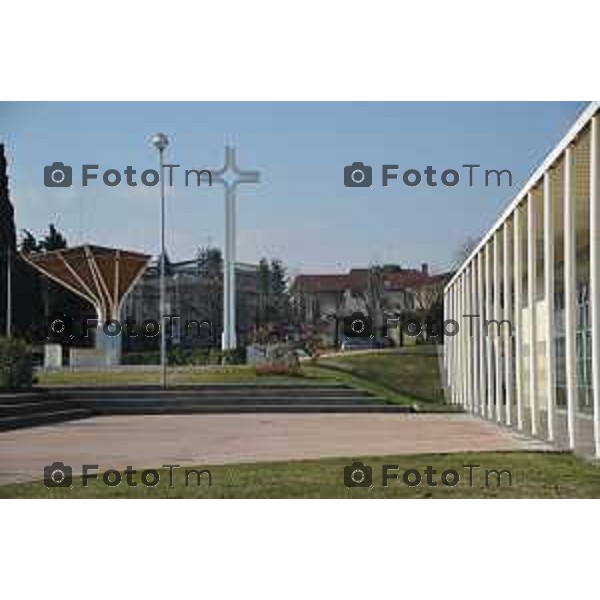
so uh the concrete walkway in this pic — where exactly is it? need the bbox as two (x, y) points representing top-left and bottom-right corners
(0, 413), (550, 485)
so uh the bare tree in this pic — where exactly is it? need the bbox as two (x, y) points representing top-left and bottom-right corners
(454, 235), (479, 268)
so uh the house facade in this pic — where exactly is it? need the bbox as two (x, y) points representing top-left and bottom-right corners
(291, 264), (448, 346)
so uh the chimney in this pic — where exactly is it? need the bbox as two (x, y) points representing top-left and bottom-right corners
(421, 263), (429, 276)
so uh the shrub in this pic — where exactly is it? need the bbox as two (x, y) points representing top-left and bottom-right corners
(122, 347), (246, 366)
(0, 337), (34, 391)
(122, 351), (160, 365)
(220, 348), (245, 365)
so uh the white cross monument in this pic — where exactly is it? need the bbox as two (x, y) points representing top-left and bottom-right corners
(211, 146), (260, 350)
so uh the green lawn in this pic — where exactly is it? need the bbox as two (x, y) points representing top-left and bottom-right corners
(2, 452), (599, 498)
(314, 346), (447, 407)
(36, 365), (302, 386)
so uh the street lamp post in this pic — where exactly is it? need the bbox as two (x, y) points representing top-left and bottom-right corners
(151, 133), (169, 388)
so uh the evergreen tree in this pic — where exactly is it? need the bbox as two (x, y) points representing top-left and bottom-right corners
(0, 144), (16, 336)
(255, 258), (290, 330)
(256, 258), (271, 328)
(270, 259), (289, 325)
(20, 230), (40, 254)
(41, 223), (67, 251)
(196, 246), (223, 337)
(31, 224), (72, 336)
(197, 246), (223, 278)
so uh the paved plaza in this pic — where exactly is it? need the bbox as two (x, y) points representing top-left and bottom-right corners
(0, 413), (550, 485)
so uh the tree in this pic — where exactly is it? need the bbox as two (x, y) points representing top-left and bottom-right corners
(256, 258), (271, 328)
(0, 144), (16, 336)
(26, 224), (72, 336)
(366, 264), (387, 340)
(269, 259), (289, 325)
(255, 258), (290, 333)
(20, 230), (40, 254)
(454, 235), (479, 268)
(197, 246), (223, 278)
(40, 223), (67, 251)
(196, 246), (223, 338)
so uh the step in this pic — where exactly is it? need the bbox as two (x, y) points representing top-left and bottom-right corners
(91, 403), (412, 415)
(43, 383), (355, 394)
(83, 395), (384, 411)
(0, 408), (92, 432)
(53, 387), (373, 400)
(0, 400), (73, 418)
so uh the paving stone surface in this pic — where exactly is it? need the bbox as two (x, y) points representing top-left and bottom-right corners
(0, 413), (551, 485)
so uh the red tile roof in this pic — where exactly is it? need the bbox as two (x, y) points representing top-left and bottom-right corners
(292, 268), (451, 294)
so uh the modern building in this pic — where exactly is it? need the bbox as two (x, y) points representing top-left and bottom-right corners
(123, 257), (260, 350)
(444, 101), (600, 457)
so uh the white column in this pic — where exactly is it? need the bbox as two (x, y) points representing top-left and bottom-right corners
(493, 231), (503, 422)
(453, 284), (459, 405)
(469, 263), (477, 413)
(503, 222), (513, 425)
(485, 242), (493, 419)
(514, 206), (524, 430)
(477, 251), (487, 418)
(466, 266), (473, 412)
(454, 280), (460, 406)
(452, 286), (457, 406)
(443, 291), (448, 373)
(449, 285), (455, 404)
(461, 274), (468, 408)
(222, 189), (232, 350)
(590, 116), (600, 458)
(229, 189), (237, 348)
(564, 145), (577, 450)
(543, 171), (556, 441)
(456, 276), (465, 406)
(450, 284), (456, 405)
(443, 290), (449, 398)
(471, 261), (480, 415)
(527, 191), (539, 436)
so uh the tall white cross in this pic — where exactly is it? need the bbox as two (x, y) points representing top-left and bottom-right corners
(211, 146), (260, 350)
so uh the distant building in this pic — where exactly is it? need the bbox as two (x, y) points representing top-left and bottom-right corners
(123, 257), (259, 350)
(290, 264), (450, 346)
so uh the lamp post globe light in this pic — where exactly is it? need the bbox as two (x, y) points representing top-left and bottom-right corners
(151, 133), (169, 152)
(151, 132), (169, 388)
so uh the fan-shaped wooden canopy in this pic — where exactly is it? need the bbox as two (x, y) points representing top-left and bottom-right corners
(22, 244), (151, 321)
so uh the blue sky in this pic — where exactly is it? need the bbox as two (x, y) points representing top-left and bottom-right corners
(0, 101), (587, 275)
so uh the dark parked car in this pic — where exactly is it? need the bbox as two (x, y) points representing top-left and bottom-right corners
(340, 337), (384, 351)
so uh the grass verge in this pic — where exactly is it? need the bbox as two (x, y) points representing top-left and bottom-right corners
(35, 365), (303, 387)
(313, 347), (450, 410)
(1, 452), (599, 498)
